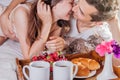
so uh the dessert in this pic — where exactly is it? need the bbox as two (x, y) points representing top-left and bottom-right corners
(76, 63), (90, 76)
(71, 58), (100, 76)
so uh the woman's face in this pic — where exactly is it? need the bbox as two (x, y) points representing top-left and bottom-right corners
(72, 0), (98, 22)
(53, 0), (73, 20)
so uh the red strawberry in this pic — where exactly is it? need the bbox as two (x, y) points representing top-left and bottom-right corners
(49, 53), (54, 58)
(32, 56), (38, 61)
(37, 56), (43, 60)
(39, 54), (46, 59)
(54, 57), (59, 61)
(43, 58), (48, 62)
(52, 52), (59, 59)
(46, 55), (54, 62)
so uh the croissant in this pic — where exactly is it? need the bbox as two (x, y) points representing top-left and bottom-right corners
(79, 58), (100, 70)
(76, 63), (90, 76)
(72, 57), (100, 74)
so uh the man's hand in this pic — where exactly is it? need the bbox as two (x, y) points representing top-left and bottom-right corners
(46, 36), (66, 52)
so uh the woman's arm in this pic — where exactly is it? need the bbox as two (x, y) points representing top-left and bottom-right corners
(14, 6), (30, 59)
(29, 23), (52, 57)
(29, 1), (52, 57)
(14, 1), (52, 59)
(0, 0), (26, 38)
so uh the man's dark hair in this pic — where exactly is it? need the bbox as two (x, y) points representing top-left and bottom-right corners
(86, 0), (119, 21)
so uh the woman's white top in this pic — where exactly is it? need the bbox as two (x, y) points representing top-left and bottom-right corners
(67, 17), (112, 41)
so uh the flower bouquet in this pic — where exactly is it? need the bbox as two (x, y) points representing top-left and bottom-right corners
(96, 40), (120, 80)
(32, 51), (67, 71)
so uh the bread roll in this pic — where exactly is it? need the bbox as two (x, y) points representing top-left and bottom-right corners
(76, 63), (90, 76)
(71, 58), (100, 70)
(72, 59), (90, 76)
(89, 60), (100, 70)
(79, 58), (89, 69)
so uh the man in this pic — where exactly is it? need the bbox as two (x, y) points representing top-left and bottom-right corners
(46, 0), (120, 52)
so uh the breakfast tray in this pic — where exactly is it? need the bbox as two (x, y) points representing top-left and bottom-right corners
(16, 51), (120, 80)
(16, 58), (31, 80)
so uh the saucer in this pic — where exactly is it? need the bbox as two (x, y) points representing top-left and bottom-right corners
(75, 70), (96, 78)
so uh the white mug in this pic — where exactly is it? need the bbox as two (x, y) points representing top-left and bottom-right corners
(22, 61), (50, 80)
(53, 61), (78, 80)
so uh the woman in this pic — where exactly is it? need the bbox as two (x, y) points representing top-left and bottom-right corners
(0, 0), (73, 59)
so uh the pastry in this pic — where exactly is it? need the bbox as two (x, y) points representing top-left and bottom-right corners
(72, 58), (100, 70)
(76, 63), (90, 76)
(72, 59), (90, 76)
(89, 59), (100, 70)
(71, 57), (100, 76)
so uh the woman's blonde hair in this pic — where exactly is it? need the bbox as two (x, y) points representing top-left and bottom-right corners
(27, 0), (70, 46)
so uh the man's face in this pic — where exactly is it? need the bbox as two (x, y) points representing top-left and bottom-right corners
(72, 0), (98, 23)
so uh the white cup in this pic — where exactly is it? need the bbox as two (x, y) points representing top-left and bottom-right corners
(53, 61), (78, 80)
(22, 61), (50, 80)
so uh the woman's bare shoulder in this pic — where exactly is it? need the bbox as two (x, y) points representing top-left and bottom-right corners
(13, 4), (30, 25)
(14, 4), (30, 16)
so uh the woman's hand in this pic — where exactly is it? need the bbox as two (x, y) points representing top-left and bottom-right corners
(46, 36), (66, 52)
(37, 0), (52, 25)
(0, 13), (16, 39)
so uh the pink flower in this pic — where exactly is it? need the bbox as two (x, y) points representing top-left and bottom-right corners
(96, 44), (106, 56)
(96, 40), (113, 56)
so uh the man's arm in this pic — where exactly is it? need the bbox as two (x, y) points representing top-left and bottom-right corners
(108, 15), (120, 44)
(0, 0), (26, 38)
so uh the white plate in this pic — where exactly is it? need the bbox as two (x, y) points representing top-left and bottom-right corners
(75, 70), (96, 78)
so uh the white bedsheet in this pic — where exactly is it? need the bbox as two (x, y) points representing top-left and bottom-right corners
(0, 40), (24, 80)
(0, 58), (17, 80)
